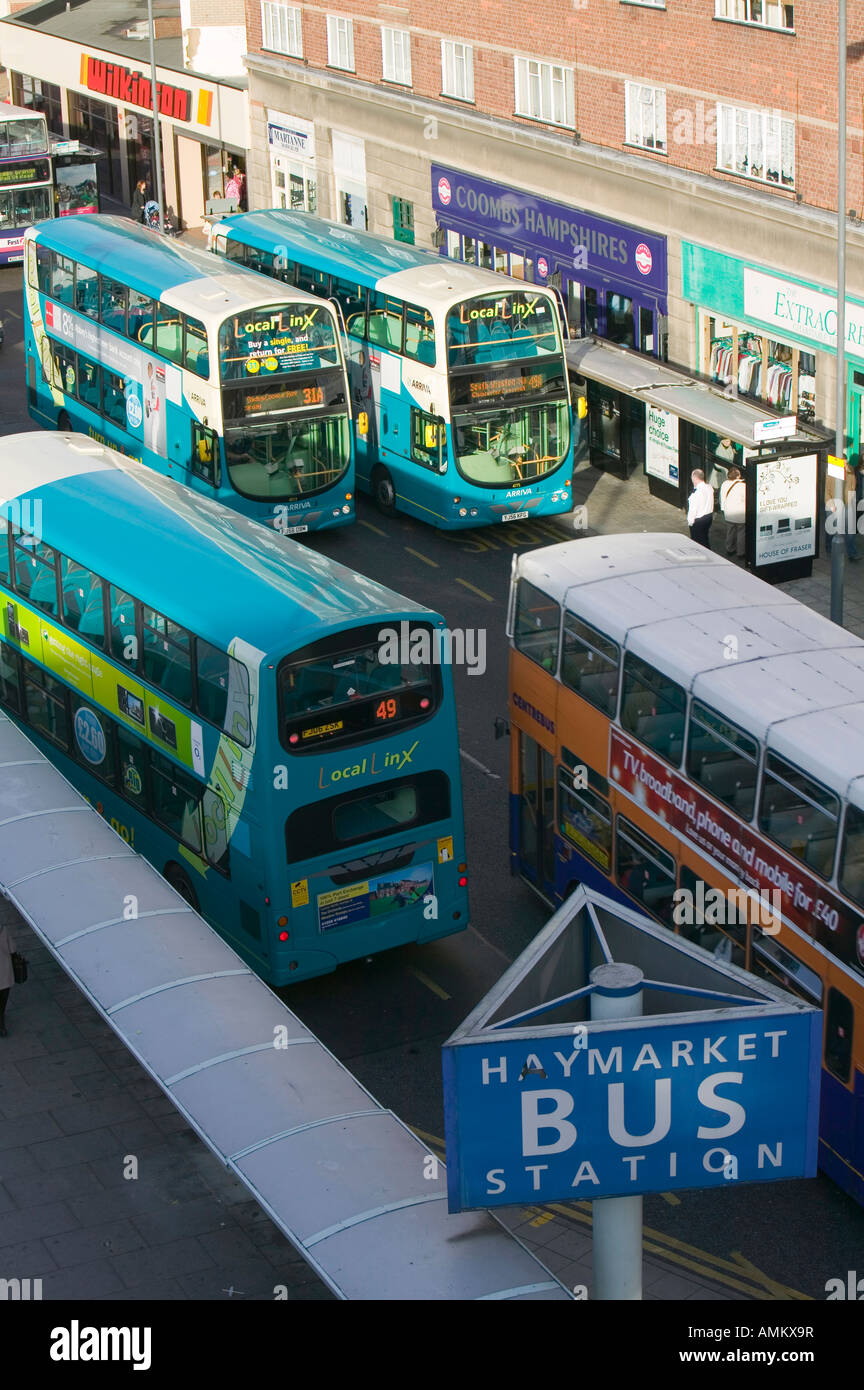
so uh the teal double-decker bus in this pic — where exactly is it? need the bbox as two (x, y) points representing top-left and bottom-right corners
(209, 209), (574, 529)
(22, 216), (356, 535)
(0, 432), (469, 983)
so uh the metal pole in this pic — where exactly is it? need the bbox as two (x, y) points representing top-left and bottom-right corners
(146, 0), (165, 232)
(590, 962), (644, 1300)
(831, 0), (847, 625)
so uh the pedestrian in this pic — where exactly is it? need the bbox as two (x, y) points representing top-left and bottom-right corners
(719, 464), (747, 560)
(132, 178), (149, 223)
(225, 166), (246, 209)
(0, 917), (16, 1037)
(687, 468), (715, 549)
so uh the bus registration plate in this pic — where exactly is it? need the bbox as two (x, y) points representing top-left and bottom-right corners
(285, 524), (309, 535)
(501, 511), (529, 522)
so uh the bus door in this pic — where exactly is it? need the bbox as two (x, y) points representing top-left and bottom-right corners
(518, 731), (556, 899)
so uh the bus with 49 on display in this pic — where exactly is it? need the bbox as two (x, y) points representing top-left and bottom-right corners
(22, 215), (356, 535)
(209, 208), (574, 529)
(0, 432), (469, 984)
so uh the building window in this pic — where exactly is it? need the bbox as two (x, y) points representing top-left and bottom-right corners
(261, 2), (302, 56)
(392, 196), (414, 244)
(715, 0), (793, 30)
(442, 41), (474, 102)
(625, 83), (667, 151)
(514, 57), (574, 129)
(327, 15), (355, 71)
(717, 104), (795, 187)
(382, 27), (412, 86)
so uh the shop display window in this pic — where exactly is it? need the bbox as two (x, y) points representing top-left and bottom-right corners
(703, 314), (816, 422)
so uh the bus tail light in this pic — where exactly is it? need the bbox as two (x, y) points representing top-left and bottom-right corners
(279, 930), (289, 942)
(277, 916), (288, 927)
(459, 875), (468, 887)
(345, 492), (353, 500)
(458, 862), (467, 872)
(289, 732), (299, 745)
(420, 697), (431, 710)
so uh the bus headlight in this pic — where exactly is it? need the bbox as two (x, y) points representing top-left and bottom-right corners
(332, 508), (341, 517)
(458, 508), (467, 517)
(342, 505), (351, 513)
(469, 508), (478, 517)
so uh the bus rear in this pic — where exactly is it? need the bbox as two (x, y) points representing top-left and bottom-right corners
(263, 615), (469, 983)
(0, 107), (52, 266)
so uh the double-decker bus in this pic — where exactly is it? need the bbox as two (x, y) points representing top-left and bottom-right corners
(0, 104), (53, 266)
(507, 532), (864, 1203)
(22, 215), (355, 535)
(208, 209), (574, 529)
(0, 431), (469, 983)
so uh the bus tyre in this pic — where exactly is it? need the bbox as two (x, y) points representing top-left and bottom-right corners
(58, 411), (72, 433)
(164, 863), (199, 913)
(371, 465), (396, 517)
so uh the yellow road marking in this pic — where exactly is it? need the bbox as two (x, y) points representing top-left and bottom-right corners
(405, 547), (439, 568)
(454, 576), (494, 602)
(660, 1191), (681, 1206)
(407, 966), (451, 1000)
(359, 519), (387, 537)
(730, 1250), (811, 1301)
(529, 1211), (556, 1228)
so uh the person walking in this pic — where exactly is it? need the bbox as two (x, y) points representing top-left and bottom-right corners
(0, 918), (16, 1037)
(720, 464), (747, 560)
(687, 468), (715, 549)
(132, 178), (149, 223)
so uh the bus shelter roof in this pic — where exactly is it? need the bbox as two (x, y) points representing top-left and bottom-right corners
(566, 337), (828, 449)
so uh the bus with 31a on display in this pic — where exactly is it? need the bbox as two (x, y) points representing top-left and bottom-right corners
(507, 531), (864, 1204)
(22, 215), (355, 535)
(0, 431), (469, 984)
(208, 208), (574, 529)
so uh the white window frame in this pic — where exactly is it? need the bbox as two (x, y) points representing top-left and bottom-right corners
(625, 82), (667, 151)
(717, 103), (795, 188)
(441, 40), (474, 103)
(261, 2), (302, 58)
(714, 0), (794, 31)
(382, 27), (412, 86)
(327, 14), (355, 71)
(514, 57), (574, 129)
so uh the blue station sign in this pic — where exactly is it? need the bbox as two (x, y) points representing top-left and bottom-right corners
(443, 1010), (821, 1212)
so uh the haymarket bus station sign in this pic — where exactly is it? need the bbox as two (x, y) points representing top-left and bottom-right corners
(442, 887), (821, 1212)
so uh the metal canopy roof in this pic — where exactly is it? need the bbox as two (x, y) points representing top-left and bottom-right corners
(0, 713), (569, 1300)
(566, 337), (828, 448)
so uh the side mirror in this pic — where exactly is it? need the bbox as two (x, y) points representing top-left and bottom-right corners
(577, 395), (588, 420)
(357, 411), (369, 437)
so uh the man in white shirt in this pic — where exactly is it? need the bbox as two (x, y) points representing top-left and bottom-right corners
(719, 464), (747, 559)
(687, 469), (715, 549)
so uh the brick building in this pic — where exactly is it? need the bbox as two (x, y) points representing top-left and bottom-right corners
(241, 0), (864, 464)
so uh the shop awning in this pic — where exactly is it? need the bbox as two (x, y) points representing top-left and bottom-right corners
(566, 337), (827, 449)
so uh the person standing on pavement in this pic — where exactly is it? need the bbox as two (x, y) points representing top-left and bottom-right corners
(132, 178), (149, 223)
(720, 464), (747, 560)
(687, 469), (715, 549)
(0, 918), (16, 1037)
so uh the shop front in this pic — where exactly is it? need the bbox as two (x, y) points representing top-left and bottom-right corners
(0, 21), (249, 229)
(266, 111), (316, 212)
(430, 163), (668, 357)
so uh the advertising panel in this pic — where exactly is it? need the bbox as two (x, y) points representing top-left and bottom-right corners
(317, 863), (433, 933)
(644, 405), (679, 484)
(749, 452), (818, 566)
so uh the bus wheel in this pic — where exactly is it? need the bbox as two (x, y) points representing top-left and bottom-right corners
(164, 863), (200, 913)
(57, 411), (72, 433)
(371, 465), (396, 517)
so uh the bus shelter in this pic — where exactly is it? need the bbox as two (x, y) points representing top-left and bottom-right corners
(566, 337), (830, 581)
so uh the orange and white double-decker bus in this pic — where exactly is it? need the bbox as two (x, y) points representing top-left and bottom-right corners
(506, 532), (864, 1205)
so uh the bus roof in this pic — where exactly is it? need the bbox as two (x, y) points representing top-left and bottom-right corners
(213, 208), (552, 311)
(518, 533), (864, 799)
(27, 215), (331, 323)
(0, 102), (47, 123)
(0, 432), (429, 656)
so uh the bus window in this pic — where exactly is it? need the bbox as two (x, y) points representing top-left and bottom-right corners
(223, 237), (246, 263)
(150, 752), (204, 855)
(191, 424), (218, 486)
(52, 343), (76, 397)
(0, 644), (21, 713)
(285, 770), (450, 860)
(331, 278), (367, 338)
(514, 579), (560, 673)
(102, 371), (129, 428)
(676, 863), (745, 964)
(368, 292), (404, 352)
(840, 803), (864, 908)
(13, 534), (57, 613)
(50, 253), (74, 307)
(24, 662), (71, 751)
(203, 787), (230, 874)
(71, 700), (116, 785)
(561, 613), (619, 716)
(687, 701), (759, 820)
(77, 357), (102, 414)
(196, 638), (251, 745)
(155, 303), (183, 364)
(109, 585), (138, 667)
(117, 726), (150, 808)
(621, 654), (686, 765)
(446, 292), (559, 368)
(100, 277), (128, 335)
(558, 766), (612, 871)
(183, 315), (209, 378)
(616, 816), (676, 925)
(34, 241), (52, 296)
(411, 409), (444, 471)
(60, 555), (96, 631)
(404, 303), (436, 365)
(295, 263), (329, 297)
(825, 987), (853, 1083)
(0, 511), (9, 585)
(128, 288), (156, 346)
(141, 607), (192, 706)
(758, 752), (839, 879)
(75, 262), (99, 319)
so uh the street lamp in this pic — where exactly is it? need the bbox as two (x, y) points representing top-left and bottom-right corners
(831, 0), (847, 625)
(147, 0), (165, 232)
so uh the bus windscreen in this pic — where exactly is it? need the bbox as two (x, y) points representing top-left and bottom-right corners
(219, 303), (340, 380)
(446, 292), (560, 367)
